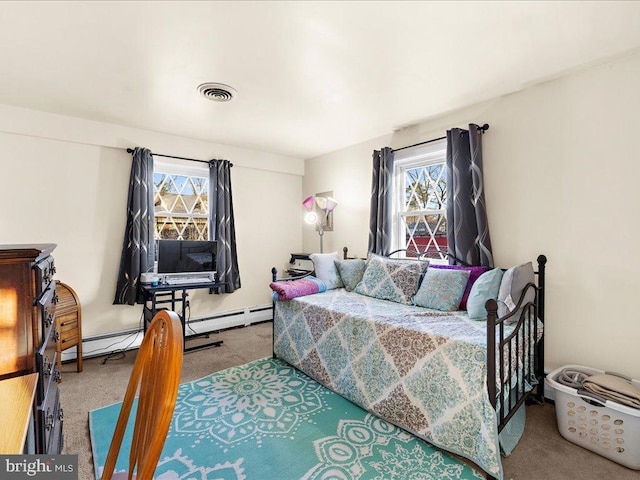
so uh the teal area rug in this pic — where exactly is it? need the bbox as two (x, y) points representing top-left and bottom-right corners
(89, 357), (483, 479)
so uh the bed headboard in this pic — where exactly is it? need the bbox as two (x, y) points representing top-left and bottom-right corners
(342, 246), (470, 265)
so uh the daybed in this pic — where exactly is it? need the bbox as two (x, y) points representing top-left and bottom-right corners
(270, 249), (546, 480)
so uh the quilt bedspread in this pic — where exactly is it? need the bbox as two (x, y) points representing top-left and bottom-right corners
(273, 289), (528, 479)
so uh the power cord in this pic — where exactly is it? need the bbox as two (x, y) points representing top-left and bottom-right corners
(185, 300), (199, 335)
(81, 326), (140, 358)
(89, 311), (144, 364)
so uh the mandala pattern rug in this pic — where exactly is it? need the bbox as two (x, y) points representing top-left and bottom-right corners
(89, 357), (483, 479)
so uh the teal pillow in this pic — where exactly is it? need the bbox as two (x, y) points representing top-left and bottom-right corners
(413, 268), (470, 311)
(334, 258), (366, 291)
(466, 268), (505, 320)
(354, 255), (426, 304)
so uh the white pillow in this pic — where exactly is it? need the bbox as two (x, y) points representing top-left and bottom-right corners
(497, 262), (535, 322)
(309, 252), (344, 290)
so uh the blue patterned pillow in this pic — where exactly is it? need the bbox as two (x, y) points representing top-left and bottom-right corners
(413, 268), (470, 311)
(354, 255), (427, 304)
(466, 268), (504, 320)
(335, 258), (366, 292)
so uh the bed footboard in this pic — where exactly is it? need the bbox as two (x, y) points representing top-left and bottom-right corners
(487, 254), (547, 433)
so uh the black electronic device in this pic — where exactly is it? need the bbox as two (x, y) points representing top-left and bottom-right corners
(157, 240), (217, 276)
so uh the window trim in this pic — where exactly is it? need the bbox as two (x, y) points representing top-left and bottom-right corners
(392, 140), (447, 261)
(154, 159), (209, 177)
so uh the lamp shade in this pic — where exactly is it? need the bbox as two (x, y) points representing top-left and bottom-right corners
(324, 197), (338, 212)
(314, 196), (338, 212)
(302, 196), (314, 211)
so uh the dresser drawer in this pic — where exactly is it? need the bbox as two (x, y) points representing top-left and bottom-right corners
(37, 383), (61, 454)
(37, 286), (56, 341)
(47, 408), (63, 454)
(57, 313), (79, 341)
(57, 312), (81, 365)
(56, 313), (82, 360)
(34, 256), (56, 297)
(36, 325), (59, 404)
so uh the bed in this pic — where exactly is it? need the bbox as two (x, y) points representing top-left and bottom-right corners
(270, 250), (547, 480)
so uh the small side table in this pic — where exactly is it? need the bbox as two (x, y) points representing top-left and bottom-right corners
(54, 281), (83, 376)
(286, 253), (314, 277)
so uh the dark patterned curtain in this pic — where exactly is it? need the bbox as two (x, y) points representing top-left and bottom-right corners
(114, 147), (155, 305)
(367, 147), (394, 255)
(209, 160), (241, 293)
(446, 125), (493, 267)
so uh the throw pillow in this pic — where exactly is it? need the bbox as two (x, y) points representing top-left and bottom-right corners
(429, 264), (488, 310)
(466, 268), (504, 320)
(334, 258), (366, 292)
(309, 252), (344, 290)
(412, 268), (470, 311)
(497, 262), (535, 322)
(354, 255), (426, 304)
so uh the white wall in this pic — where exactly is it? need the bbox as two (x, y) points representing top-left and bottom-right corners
(302, 135), (390, 258)
(0, 106), (303, 339)
(304, 51), (640, 379)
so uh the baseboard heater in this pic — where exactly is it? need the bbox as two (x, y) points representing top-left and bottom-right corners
(62, 304), (273, 361)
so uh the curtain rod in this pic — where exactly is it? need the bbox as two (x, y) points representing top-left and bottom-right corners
(392, 123), (489, 153)
(126, 148), (233, 167)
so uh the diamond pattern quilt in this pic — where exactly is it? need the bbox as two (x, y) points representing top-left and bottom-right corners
(274, 289), (531, 479)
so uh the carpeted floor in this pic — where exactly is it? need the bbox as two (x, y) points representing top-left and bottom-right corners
(90, 357), (484, 479)
(59, 321), (639, 480)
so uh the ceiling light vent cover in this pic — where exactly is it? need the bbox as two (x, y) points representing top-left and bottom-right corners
(198, 83), (238, 102)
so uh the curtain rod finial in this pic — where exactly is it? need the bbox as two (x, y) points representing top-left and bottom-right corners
(481, 124), (489, 132)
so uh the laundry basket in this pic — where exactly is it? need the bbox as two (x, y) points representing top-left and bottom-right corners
(547, 365), (640, 469)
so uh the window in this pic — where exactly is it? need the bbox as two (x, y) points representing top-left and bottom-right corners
(393, 141), (447, 261)
(153, 161), (209, 240)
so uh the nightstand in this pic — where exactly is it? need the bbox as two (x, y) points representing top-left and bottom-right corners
(286, 253), (313, 277)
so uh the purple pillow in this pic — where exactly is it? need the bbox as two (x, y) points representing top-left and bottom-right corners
(428, 264), (488, 310)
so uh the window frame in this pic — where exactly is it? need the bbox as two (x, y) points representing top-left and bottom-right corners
(152, 159), (211, 241)
(392, 140), (448, 263)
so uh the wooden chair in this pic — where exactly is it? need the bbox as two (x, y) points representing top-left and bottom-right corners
(101, 311), (183, 480)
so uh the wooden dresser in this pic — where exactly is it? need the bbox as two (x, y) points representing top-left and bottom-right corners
(0, 244), (63, 454)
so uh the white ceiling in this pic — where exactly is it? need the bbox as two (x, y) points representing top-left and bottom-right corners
(1, 1), (640, 159)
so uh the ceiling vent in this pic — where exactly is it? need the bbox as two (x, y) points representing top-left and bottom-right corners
(197, 83), (238, 102)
